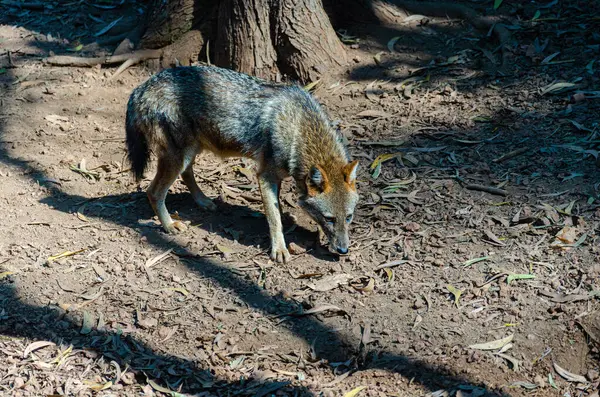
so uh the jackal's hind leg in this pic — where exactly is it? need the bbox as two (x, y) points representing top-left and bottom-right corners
(147, 154), (187, 234)
(181, 159), (217, 211)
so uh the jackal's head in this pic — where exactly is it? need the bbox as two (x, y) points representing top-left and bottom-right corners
(299, 160), (359, 255)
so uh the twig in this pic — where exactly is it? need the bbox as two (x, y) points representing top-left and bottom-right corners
(466, 184), (508, 196)
(493, 147), (529, 163)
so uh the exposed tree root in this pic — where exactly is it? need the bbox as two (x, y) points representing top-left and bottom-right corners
(44, 49), (163, 68)
(43, 29), (204, 79)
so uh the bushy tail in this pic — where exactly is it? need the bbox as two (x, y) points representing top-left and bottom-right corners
(125, 105), (150, 182)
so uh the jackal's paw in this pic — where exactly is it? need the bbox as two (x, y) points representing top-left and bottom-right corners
(270, 244), (291, 264)
(197, 199), (217, 212)
(164, 220), (187, 234)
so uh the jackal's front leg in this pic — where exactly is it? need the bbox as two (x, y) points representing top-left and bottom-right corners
(257, 172), (290, 263)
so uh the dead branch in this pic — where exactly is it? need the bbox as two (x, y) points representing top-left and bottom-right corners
(44, 49), (163, 67)
(466, 184), (508, 197)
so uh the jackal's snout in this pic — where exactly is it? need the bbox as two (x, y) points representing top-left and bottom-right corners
(300, 160), (359, 256)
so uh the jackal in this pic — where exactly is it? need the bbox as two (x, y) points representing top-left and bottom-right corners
(126, 65), (359, 263)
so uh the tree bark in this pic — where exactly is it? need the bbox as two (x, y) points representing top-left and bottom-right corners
(140, 0), (347, 83)
(214, 0), (279, 79)
(273, 0), (347, 82)
(141, 0), (200, 49)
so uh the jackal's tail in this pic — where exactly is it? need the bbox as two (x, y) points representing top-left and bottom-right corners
(125, 102), (150, 182)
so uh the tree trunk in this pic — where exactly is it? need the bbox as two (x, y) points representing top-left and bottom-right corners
(214, 0), (278, 79)
(139, 0), (347, 83)
(273, 0), (348, 82)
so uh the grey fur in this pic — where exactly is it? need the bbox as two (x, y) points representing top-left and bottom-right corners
(125, 65), (358, 262)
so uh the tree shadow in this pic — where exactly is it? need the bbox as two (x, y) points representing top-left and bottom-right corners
(3, 1), (597, 395)
(0, 41), (512, 397)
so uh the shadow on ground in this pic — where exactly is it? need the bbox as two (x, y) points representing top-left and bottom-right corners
(0, 49), (512, 397)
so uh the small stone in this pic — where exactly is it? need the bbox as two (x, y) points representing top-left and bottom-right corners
(587, 369), (599, 381)
(121, 372), (135, 385)
(413, 297), (425, 310)
(403, 221), (420, 232)
(13, 377), (25, 389)
(138, 316), (158, 329)
(288, 242), (306, 255)
(534, 374), (546, 387)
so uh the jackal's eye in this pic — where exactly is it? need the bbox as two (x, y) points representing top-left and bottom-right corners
(324, 216), (335, 225)
(346, 215), (353, 223)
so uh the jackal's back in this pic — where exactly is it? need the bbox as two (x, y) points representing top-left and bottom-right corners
(125, 65), (348, 181)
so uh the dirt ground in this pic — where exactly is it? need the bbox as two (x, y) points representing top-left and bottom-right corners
(1, 1), (599, 396)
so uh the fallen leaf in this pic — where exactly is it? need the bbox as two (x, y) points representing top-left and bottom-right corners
(147, 378), (186, 397)
(94, 16), (124, 37)
(541, 51), (560, 64)
(355, 110), (392, 119)
(81, 311), (94, 334)
(483, 229), (505, 246)
(548, 373), (558, 389)
(553, 362), (587, 383)
(370, 153), (401, 179)
(92, 264), (109, 282)
(303, 79), (320, 92)
(67, 43), (84, 52)
(216, 244), (235, 254)
(509, 381), (538, 389)
(462, 256), (489, 267)
(469, 334), (514, 351)
(446, 285), (462, 307)
(84, 380), (113, 391)
(307, 274), (354, 292)
(375, 259), (409, 270)
(538, 290), (595, 303)
(413, 313), (423, 329)
(76, 203), (89, 222)
(383, 268), (394, 282)
(506, 274), (535, 284)
(300, 304), (344, 316)
(541, 82), (577, 95)
(361, 323), (372, 345)
(365, 81), (383, 101)
(79, 286), (104, 300)
(145, 249), (173, 268)
(48, 248), (86, 263)
(344, 386), (367, 397)
(387, 36), (401, 52)
(23, 341), (56, 358)
(495, 352), (520, 371)
(352, 277), (375, 293)
(162, 287), (190, 296)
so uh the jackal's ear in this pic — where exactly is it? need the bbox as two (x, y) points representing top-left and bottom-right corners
(306, 165), (329, 196)
(342, 160), (359, 186)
